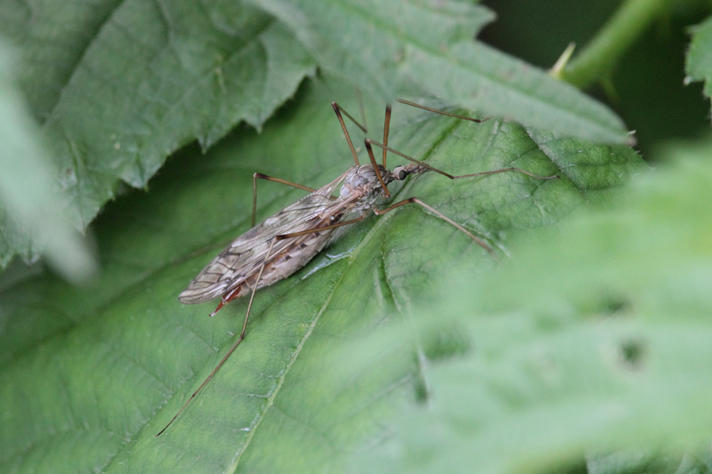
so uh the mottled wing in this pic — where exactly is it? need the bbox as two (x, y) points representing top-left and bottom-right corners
(178, 173), (349, 304)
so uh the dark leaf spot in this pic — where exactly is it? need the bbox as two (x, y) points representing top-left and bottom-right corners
(619, 337), (646, 369)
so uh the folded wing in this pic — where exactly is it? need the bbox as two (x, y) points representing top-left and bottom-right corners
(179, 174), (348, 304)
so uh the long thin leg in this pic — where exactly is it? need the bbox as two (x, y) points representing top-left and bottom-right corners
(209, 285), (241, 318)
(382, 104), (392, 167)
(450, 168), (559, 180)
(383, 100), (488, 170)
(240, 239), (276, 340)
(332, 101), (367, 133)
(252, 173), (316, 226)
(156, 238), (278, 437)
(396, 98), (491, 124)
(276, 215), (367, 240)
(373, 197), (494, 254)
(366, 139), (558, 181)
(332, 101), (368, 166)
(364, 140), (390, 198)
(164, 216), (370, 435)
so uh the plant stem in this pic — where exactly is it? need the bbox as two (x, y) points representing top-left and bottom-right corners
(557, 0), (668, 88)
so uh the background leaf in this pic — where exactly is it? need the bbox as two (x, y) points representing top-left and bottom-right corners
(483, 0), (712, 156)
(251, 0), (631, 144)
(0, 0), (316, 244)
(686, 15), (712, 106)
(0, 0), (634, 271)
(0, 40), (93, 281)
(0, 77), (640, 472)
(349, 140), (712, 474)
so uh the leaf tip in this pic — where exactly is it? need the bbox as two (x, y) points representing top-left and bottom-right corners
(626, 130), (638, 147)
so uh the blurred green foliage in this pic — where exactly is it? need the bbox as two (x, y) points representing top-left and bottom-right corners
(482, 0), (711, 155)
(347, 140), (712, 474)
(0, 41), (93, 281)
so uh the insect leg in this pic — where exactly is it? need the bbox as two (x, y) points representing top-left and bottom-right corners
(276, 216), (367, 240)
(450, 168), (559, 180)
(331, 101), (368, 133)
(156, 238), (277, 437)
(332, 101), (368, 166)
(366, 139), (558, 181)
(373, 198), (495, 254)
(252, 173), (316, 226)
(382, 104), (392, 167)
(363, 140), (390, 198)
(396, 98), (492, 124)
(209, 285), (241, 317)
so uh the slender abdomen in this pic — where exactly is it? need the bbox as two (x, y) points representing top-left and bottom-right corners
(228, 231), (332, 298)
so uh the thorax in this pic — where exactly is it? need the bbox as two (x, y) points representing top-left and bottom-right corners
(337, 165), (391, 211)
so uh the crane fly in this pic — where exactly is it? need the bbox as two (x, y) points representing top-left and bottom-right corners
(155, 99), (558, 436)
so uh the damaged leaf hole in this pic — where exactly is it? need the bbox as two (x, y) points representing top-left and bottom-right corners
(618, 337), (646, 370)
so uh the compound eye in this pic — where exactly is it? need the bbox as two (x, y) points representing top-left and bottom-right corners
(397, 169), (407, 180)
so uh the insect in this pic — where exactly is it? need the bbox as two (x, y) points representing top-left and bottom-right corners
(155, 99), (557, 436)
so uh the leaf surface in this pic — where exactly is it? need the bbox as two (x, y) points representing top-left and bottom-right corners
(353, 141), (712, 474)
(0, 0), (316, 241)
(0, 0), (633, 271)
(686, 15), (712, 105)
(252, 0), (630, 143)
(0, 79), (641, 473)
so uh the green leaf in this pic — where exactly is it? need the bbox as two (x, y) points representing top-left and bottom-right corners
(0, 0), (633, 272)
(0, 0), (316, 231)
(0, 40), (93, 281)
(351, 140), (712, 473)
(0, 77), (640, 472)
(686, 15), (712, 107)
(251, 0), (630, 144)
